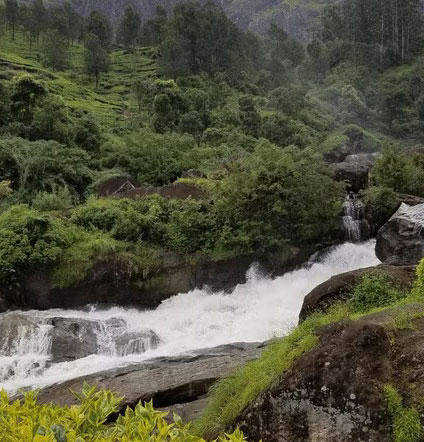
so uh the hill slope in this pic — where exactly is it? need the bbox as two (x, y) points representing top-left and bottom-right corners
(29, 0), (336, 39)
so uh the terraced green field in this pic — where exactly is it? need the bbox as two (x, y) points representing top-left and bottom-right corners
(0, 30), (157, 125)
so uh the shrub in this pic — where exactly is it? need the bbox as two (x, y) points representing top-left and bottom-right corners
(0, 384), (247, 441)
(32, 186), (75, 212)
(351, 271), (407, 312)
(0, 205), (72, 283)
(362, 186), (399, 231)
(52, 230), (124, 287)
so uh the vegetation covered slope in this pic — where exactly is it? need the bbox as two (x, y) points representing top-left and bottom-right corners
(29, 0), (336, 38)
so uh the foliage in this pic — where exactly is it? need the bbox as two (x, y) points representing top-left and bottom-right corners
(116, 6), (141, 50)
(371, 145), (424, 196)
(84, 33), (110, 89)
(213, 142), (343, 255)
(0, 205), (72, 284)
(0, 384), (247, 442)
(0, 137), (93, 198)
(351, 271), (408, 313)
(383, 385), (423, 442)
(32, 186), (75, 212)
(41, 29), (69, 71)
(52, 230), (124, 287)
(362, 186), (399, 231)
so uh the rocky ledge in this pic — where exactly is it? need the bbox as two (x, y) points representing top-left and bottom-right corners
(34, 342), (264, 423)
(236, 304), (424, 442)
(1, 245), (316, 313)
(299, 265), (416, 322)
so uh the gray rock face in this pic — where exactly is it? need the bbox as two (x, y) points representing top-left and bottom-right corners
(35, 342), (264, 422)
(47, 317), (160, 362)
(236, 306), (424, 442)
(376, 203), (424, 265)
(235, 320), (393, 442)
(299, 265), (416, 322)
(47, 317), (100, 362)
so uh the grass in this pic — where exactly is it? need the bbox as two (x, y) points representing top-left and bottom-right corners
(193, 303), (352, 438)
(384, 385), (423, 442)
(0, 28), (157, 126)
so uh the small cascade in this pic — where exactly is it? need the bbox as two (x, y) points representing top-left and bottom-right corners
(0, 315), (158, 387)
(0, 320), (52, 382)
(342, 193), (370, 242)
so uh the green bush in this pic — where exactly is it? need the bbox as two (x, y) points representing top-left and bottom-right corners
(362, 186), (399, 231)
(351, 271), (407, 312)
(32, 187), (75, 212)
(0, 384), (247, 442)
(0, 205), (72, 283)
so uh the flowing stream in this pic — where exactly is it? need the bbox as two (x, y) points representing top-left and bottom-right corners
(0, 240), (380, 394)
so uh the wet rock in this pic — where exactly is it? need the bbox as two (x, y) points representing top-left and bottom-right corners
(299, 265), (416, 322)
(115, 330), (160, 356)
(376, 202), (424, 265)
(47, 317), (99, 362)
(330, 153), (378, 192)
(36, 342), (265, 423)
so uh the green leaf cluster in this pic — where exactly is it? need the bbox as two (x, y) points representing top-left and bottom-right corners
(0, 384), (248, 442)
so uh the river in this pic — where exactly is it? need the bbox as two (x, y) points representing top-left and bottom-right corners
(0, 240), (380, 394)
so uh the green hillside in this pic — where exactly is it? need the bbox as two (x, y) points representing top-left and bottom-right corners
(0, 31), (156, 125)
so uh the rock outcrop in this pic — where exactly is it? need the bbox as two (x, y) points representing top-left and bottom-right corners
(2, 245), (314, 312)
(47, 317), (100, 362)
(118, 181), (206, 200)
(376, 202), (424, 265)
(299, 265), (416, 322)
(35, 342), (264, 423)
(236, 305), (424, 442)
(331, 153), (378, 193)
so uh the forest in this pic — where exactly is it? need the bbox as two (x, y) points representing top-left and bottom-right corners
(0, 0), (422, 290)
(1, 0), (424, 440)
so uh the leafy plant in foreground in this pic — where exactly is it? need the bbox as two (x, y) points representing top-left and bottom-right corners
(0, 384), (247, 442)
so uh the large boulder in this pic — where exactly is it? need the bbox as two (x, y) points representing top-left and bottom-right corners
(299, 265), (416, 322)
(47, 317), (160, 362)
(35, 342), (264, 423)
(47, 317), (101, 363)
(330, 153), (378, 192)
(236, 305), (424, 442)
(376, 202), (424, 265)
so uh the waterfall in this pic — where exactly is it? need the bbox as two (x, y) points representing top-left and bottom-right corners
(0, 240), (380, 394)
(342, 193), (370, 242)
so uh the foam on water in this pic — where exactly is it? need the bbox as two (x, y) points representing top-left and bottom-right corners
(0, 240), (380, 394)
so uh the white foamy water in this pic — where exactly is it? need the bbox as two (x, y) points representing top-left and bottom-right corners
(0, 240), (380, 394)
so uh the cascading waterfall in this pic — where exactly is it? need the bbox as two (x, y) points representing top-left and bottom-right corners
(342, 193), (370, 242)
(0, 240), (380, 394)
